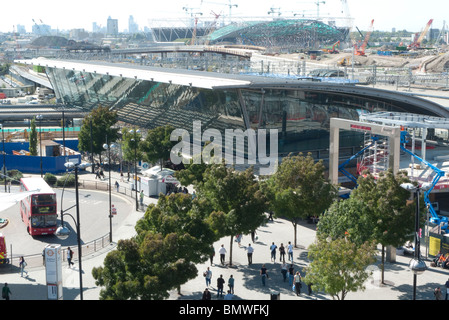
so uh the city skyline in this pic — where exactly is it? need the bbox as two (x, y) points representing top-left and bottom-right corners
(0, 0), (447, 34)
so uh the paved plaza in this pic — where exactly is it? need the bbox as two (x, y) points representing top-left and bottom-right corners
(1, 169), (449, 301)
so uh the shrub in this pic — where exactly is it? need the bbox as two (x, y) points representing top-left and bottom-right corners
(44, 173), (57, 186)
(56, 173), (76, 187)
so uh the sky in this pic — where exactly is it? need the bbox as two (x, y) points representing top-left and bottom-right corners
(0, 0), (446, 33)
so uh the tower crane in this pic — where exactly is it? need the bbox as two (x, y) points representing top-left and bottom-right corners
(200, 0), (238, 24)
(315, 1), (325, 19)
(182, 6), (203, 45)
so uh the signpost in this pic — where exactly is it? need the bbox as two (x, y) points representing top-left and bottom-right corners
(45, 244), (63, 300)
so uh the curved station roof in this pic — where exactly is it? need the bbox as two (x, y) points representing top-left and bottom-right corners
(17, 57), (449, 119)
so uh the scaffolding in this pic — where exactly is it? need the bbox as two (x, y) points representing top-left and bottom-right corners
(359, 111), (449, 187)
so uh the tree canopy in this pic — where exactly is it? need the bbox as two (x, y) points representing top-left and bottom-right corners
(262, 153), (338, 246)
(77, 106), (119, 159)
(93, 193), (216, 300)
(305, 237), (377, 300)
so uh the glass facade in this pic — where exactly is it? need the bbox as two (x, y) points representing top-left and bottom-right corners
(45, 66), (443, 156)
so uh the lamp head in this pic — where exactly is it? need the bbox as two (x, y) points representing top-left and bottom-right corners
(55, 224), (70, 240)
(409, 258), (427, 275)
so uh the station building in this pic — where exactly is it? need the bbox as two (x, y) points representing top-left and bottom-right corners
(17, 58), (449, 158)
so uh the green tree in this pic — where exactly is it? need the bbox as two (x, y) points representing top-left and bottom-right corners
(92, 235), (197, 300)
(263, 153), (338, 246)
(351, 170), (416, 283)
(141, 125), (175, 169)
(135, 192), (217, 263)
(93, 193), (215, 300)
(29, 117), (38, 156)
(318, 169), (417, 284)
(305, 238), (377, 300)
(317, 196), (376, 246)
(197, 164), (268, 266)
(77, 106), (119, 162)
(121, 127), (144, 174)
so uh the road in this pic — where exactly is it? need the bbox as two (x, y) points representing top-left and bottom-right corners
(0, 184), (134, 258)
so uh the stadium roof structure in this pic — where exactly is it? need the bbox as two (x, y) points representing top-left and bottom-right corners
(206, 19), (346, 45)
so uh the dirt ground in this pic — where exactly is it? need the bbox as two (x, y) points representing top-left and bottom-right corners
(278, 47), (449, 73)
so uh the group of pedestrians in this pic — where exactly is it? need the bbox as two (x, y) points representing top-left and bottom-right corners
(202, 237), (308, 300)
(202, 266), (235, 300)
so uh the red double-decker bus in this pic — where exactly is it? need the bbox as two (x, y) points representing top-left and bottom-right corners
(19, 177), (57, 236)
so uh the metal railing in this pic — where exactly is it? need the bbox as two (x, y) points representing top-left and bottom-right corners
(4, 233), (111, 271)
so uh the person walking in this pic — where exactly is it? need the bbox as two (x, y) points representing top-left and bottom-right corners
(228, 275), (234, 294)
(219, 244), (227, 265)
(260, 264), (269, 286)
(251, 230), (256, 243)
(270, 242), (277, 262)
(294, 271), (302, 296)
(204, 267), (212, 288)
(434, 287), (443, 300)
(67, 247), (75, 268)
(216, 275), (225, 298)
(140, 190), (144, 206)
(115, 181), (120, 192)
(236, 234), (242, 247)
(287, 241), (294, 262)
(281, 262), (288, 282)
(247, 243), (254, 265)
(209, 246), (215, 266)
(202, 288), (211, 300)
(2, 283), (11, 300)
(288, 264), (295, 287)
(279, 243), (286, 263)
(19, 256), (28, 277)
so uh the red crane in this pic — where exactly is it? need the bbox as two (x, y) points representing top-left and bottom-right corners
(355, 19), (374, 56)
(408, 19), (433, 49)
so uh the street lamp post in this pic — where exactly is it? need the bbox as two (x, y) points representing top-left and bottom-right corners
(103, 137), (116, 243)
(36, 114), (43, 177)
(130, 129), (140, 211)
(0, 124), (6, 192)
(55, 162), (90, 300)
(400, 182), (430, 300)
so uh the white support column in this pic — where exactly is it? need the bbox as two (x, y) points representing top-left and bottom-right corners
(329, 121), (340, 186)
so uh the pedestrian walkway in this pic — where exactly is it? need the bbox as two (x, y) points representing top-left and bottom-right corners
(1, 167), (449, 300)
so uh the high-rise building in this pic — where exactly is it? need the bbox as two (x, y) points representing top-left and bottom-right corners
(128, 15), (139, 33)
(107, 16), (119, 36)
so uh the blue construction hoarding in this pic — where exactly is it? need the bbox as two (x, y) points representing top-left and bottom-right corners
(1, 141), (81, 175)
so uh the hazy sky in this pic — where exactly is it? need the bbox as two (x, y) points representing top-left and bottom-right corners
(0, 0), (446, 33)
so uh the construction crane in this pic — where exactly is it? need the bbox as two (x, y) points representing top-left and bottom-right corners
(315, 1), (325, 18)
(32, 19), (41, 34)
(322, 40), (340, 53)
(182, 6), (203, 45)
(408, 19), (433, 49)
(205, 10), (222, 45)
(201, 0), (238, 24)
(354, 19), (374, 56)
(268, 7), (282, 17)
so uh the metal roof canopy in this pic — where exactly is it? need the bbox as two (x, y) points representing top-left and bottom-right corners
(359, 111), (449, 129)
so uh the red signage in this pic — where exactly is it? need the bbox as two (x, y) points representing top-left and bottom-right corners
(350, 124), (372, 131)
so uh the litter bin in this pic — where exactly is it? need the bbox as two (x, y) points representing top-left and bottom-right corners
(270, 291), (280, 300)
